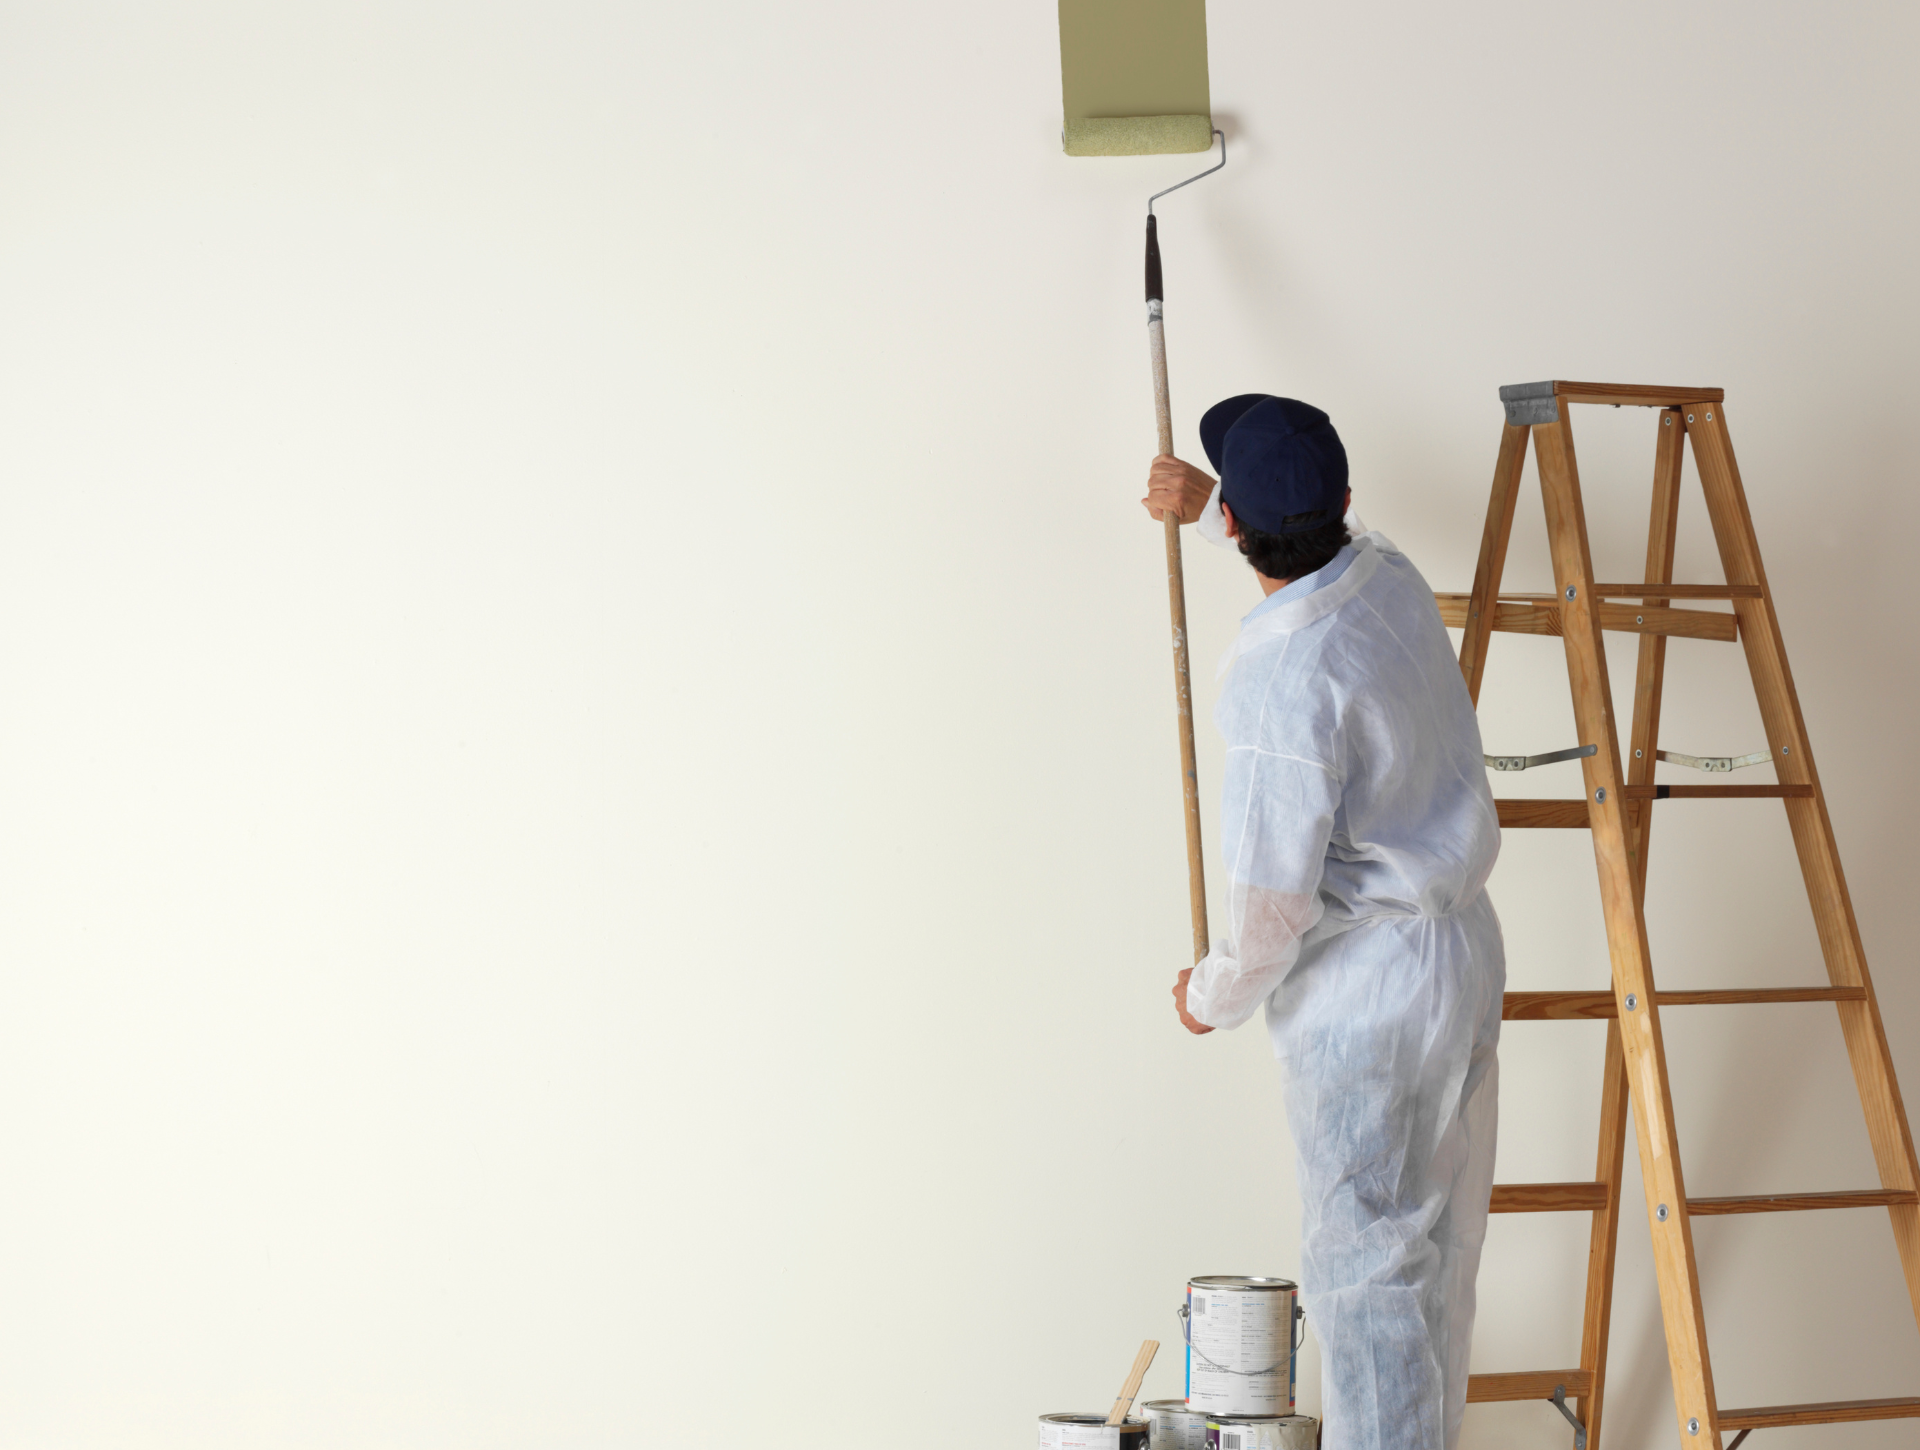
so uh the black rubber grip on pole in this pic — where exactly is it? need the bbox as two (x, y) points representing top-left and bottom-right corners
(1145, 214), (1163, 303)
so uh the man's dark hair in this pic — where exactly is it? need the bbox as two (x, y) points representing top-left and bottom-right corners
(1235, 508), (1351, 582)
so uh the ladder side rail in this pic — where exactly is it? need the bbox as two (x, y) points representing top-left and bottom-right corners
(1578, 406), (1688, 1446)
(1579, 1021), (1631, 1449)
(1684, 404), (1920, 1332)
(1626, 407), (1687, 900)
(1461, 415), (1624, 1437)
(1532, 404), (1723, 1449)
(1458, 421), (1530, 703)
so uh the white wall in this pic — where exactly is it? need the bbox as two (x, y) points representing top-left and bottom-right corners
(2, 2), (1917, 1446)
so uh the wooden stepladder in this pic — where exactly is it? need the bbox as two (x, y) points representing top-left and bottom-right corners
(1437, 381), (1920, 1448)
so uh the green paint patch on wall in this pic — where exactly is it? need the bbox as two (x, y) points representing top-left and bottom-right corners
(1058, 0), (1211, 155)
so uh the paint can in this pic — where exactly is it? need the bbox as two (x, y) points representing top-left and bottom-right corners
(1141, 1397), (1210, 1450)
(1182, 1276), (1302, 1415)
(1204, 1414), (1318, 1450)
(1038, 1412), (1151, 1449)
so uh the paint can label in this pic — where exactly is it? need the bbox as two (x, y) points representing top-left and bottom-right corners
(1039, 1424), (1118, 1450)
(1038, 1416), (1147, 1449)
(1185, 1283), (1296, 1414)
(1142, 1397), (1209, 1450)
(1204, 1415), (1318, 1450)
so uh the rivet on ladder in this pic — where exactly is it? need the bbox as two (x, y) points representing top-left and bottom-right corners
(1595, 788), (1607, 803)
(1706, 413), (1713, 422)
(1664, 416), (1673, 426)
(1782, 746), (1791, 755)
(1564, 585), (1577, 600)
(1658, 1203), (1670, 1221)
(1626, 993), (1638, 1011)
(1635, 749), (1643, 758)
(1687, 1417), (1700, 1435)
(1687, 413), (1695, 423)
(1636, 614), (1644, 624)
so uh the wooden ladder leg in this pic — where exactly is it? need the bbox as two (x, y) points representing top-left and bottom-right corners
(1457, 421), (1530, 704)
(1685, 402), (1920, 1332)
(1531, 401), (1723, 1448)
(1626, 407), (1687, 899)
(1577, 405), (1687, 1448)
(1578, 1023), (1631, 1449)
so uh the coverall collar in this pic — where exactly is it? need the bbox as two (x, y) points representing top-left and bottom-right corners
(1216, 533), (1398, 679)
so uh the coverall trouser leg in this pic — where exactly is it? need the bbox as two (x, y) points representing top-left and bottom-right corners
(1274, 898), (1505, 1450)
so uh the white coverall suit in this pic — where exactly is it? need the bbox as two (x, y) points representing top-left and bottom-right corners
(1183, 531), (1504, 1450)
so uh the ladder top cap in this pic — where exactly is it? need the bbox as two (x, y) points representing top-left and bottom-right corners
(1498, 380), (1724, 425)
(1498, 379), (1726, 405)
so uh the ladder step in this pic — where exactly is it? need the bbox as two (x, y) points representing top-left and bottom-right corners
(1496, 799), (1591, 829)
(1487, 1181), (1910, 1220)
(1504, 987), (1868, 1020)
(1467, 1370), (1591, 1402)
(1433, 593), (1738, 642)
(1498, 789), (1814, 826)
(1688, 1189), (1919, 1216)
(1622, 784), (1814, 800)
(1590, 582), (1762, 599)
(1491, 1182), (1608, 1212)
(1718, 1397), (1920, 1430)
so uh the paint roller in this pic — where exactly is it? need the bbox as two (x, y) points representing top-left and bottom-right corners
(1058, 0), (1227, 967)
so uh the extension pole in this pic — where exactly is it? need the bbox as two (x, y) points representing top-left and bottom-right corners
(1146, 214), (1209, 966)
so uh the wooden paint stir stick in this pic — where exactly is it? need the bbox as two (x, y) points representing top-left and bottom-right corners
(1105, 1339), (1160, 1426)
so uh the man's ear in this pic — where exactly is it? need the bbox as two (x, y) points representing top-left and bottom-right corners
(1221, 500), (1239, 540)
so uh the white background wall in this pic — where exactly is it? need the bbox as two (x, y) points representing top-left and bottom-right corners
(2, 2), (1917, 1446)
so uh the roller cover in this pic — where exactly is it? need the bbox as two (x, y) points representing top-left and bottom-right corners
(1064, 114), (1213, 156)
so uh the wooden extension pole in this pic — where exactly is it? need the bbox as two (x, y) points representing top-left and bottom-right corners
(1145, 214), (1209, 965)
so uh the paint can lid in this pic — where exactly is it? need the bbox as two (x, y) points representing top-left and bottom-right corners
(1188, 1275), (1298, 1292)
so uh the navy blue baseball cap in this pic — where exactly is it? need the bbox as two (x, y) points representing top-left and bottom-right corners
(1199, 394), (1348, 535)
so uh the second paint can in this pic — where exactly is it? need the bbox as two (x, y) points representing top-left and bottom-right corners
(1204, 1415), (1318, 1450)
(1141, 1397), (1209, 1450)
(1183, 1276), (1300, 1415)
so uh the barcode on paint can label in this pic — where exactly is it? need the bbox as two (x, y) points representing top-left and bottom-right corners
(1201, 1416), (1318, 1449)
(1192, 1296), (1206, 1314)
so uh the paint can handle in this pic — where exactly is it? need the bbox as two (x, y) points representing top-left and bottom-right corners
(1175, 1302), (1299, 1378)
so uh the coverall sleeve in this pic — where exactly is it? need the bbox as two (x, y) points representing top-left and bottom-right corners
(1183, 749), (1341, 1030)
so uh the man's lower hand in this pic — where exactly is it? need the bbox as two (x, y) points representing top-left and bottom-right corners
(1143, 455), (1216, 525)
(1173, 968), (1215, 1035)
